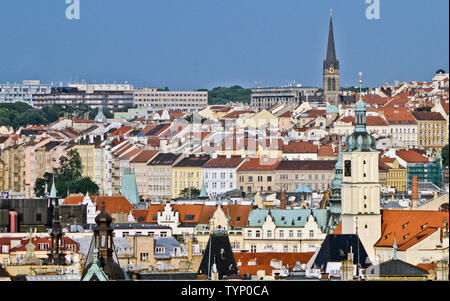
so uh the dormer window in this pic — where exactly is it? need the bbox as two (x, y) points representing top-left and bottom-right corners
(403, 234), (409, 240)
(402, 223), (408, 229)
(385, 233), (391, 239)
(421, 224), (427, 229)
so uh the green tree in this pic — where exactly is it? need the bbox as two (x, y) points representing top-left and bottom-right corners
(34, 150), (99, 198)
(179, 187), (201, 199)
(442, 144), (449, 167)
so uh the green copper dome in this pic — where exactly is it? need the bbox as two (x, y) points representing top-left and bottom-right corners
(344, 95), (377, 152)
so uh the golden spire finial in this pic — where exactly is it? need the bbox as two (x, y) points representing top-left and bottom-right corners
(330, 8), (333, 17)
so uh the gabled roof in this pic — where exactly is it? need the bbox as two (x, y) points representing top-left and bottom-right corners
(313, 234), (371, 270)
(366, 259), (428, 277)
(375, 210), (449, 251)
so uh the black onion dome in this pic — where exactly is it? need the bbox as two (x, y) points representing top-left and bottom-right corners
(95, 208), (112, 225)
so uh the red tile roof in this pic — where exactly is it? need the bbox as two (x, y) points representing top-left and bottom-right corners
(130, 150), (159, 163)
(203, 155), (246, 169)
(375, 210), (449, 251)
(396, 149), (430, 164)
(381, 107), (417, 125)
(234, 252), (315, 276)
(412, 111), (446, 121)
(237, 158), (280, 171)
(282, 141), (318, 154)
(63, 195), (134, 216)
(222, 110), (256, 119)
(340, 115), (388, 126)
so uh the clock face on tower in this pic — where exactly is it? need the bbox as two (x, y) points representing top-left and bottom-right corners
(329, 66), (335, 74)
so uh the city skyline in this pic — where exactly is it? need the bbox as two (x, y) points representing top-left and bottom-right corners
(0, 0), (448, 90)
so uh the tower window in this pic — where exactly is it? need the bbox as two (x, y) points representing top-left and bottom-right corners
(344, 160), (351, 177)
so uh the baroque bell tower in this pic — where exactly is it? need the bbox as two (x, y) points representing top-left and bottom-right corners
(341, 73), (381, 262)
(323, 10), (340, 106)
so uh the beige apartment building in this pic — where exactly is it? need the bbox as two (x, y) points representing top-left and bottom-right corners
(147, 153), (183, 201)
(412, 111), (448, 151)
(236, 158), (280, 194)
(274, 160), (336, 192)
(134, 88), (208, 113)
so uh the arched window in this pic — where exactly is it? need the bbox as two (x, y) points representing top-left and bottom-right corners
(328, 78), (332, 91)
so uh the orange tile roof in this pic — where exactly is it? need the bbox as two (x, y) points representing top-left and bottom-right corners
(307, 109), (326, 118)
(395, 149), (429, 164)
(381, 107), (417, 124)
(416, 263), (437, 271)
(340, 115), (388, 126)
(317, 144), (337, 158)
(130, 150), (159, 163)
(222, 110), (256, 119)
(375, 210), (449, 251)
(332, 221), (342, 234)
(234, 252), (315, 276)
(119, 147), (143, 159)
(111, 126), (133, 137)
(63, 195), (134, 216)
(282, 141), (318, 154)
(238, 158), (280, 171)
(203, 155), (246, 168)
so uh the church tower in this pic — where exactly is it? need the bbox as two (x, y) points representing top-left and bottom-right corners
(323, 11), (340, 106)
(341, 73), (381, 262)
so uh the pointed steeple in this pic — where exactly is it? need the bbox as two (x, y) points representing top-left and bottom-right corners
(199, 177), (208, 199)
(324, 13), (339, 70)
(393, 237), (398, 260)
(50, 174), (57, 199)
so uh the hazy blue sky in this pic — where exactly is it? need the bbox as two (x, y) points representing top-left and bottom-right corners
(0, 0), (448, 90)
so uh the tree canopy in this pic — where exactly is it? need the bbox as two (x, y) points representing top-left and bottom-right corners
(207, 86), (251, 105)
(179, 187), (201, 199)
(34, 149), (99, 198)
(0, 102), (114, 130)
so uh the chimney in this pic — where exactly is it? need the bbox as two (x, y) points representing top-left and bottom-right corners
(9, 211), (18, 233)
(188, 237), (193, 261)
(411, 175), (419, 208)
(280, 189), (286, 210)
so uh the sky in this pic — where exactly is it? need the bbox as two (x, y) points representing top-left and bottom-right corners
(0, 0), (448, 90)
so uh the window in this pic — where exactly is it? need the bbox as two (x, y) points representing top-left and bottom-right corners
(297, 230), (302, 237)
(255, 230), (261, 238)
(309, 230), (314, 238)
(279, 230), (284, 238)
(267, 176), (272, 182)
(267, 230), (272, 238)
(247, 230), (252, 238)
(293, 245), (298, 253)
(289, 230), (294, 238)
(155, 247), (165, 254)
(250, 245), (256, 253)
(185, 215), (195, 220)
(38, 243), (49, 250)
(344, 160), (351, 177)
(283, 245), (288, 252)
